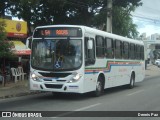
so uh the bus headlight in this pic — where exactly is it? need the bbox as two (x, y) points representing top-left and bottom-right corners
(73, 73), (81, 80)
(31, 73), (41, 82)
(68, 73), (82, 83)
(31, 73), (36, 78)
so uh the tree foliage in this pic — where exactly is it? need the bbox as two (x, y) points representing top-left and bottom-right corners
(0, 18), (14, 58)
(0, 0), (11, 17)
(93, 0), (142, 38)
(7, 0), (142, 38)
(112, 6), (139, 38)
(8, 0), (39, 34)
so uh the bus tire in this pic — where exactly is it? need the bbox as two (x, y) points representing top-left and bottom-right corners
(128, 74), (135, 89)
(93, 76), (104, 97)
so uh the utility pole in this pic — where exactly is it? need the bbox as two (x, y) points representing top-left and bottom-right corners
(143, 40), (148, 69)
(106, 0), (112, 33)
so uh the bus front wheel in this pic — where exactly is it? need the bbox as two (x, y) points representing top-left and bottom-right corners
(93, 76), (104, 97)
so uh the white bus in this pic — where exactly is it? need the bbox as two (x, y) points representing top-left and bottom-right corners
(30, 25), (145, 96)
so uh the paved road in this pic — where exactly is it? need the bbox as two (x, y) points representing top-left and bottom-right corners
(0, 75), (160, 120)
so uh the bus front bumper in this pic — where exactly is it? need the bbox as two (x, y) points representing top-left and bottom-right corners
(30, 80), (83, 93)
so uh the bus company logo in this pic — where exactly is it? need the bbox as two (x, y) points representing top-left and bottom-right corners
(16, 23), (21, 32)
(2, 112), (11, 117)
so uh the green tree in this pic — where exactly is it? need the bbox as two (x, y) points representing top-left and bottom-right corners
(8, 0), (142, 38)
(112, 6), (139, 38)
(92, 0), (142, 38)
(0, 18), (14, 86)
(0, 0), (11, 17)
(8, 0), (102, 33)
(0, 18), (13, 58)
(9, 0), (39, 35)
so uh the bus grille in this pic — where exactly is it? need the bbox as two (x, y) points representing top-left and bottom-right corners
(38, 72), (72, 78)
(43, 79), (67, 82)
(45, 84), (63, 89)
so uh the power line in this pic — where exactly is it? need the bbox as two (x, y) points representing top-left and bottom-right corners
(133, 15), (160, 22)
(132, 14), (160, 23)
(133, 13), (160, 19)
(142, 6), (160, 13)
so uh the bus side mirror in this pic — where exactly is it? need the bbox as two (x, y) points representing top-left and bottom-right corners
(87, 39), (93, 49)
(26, 36), (32, 49)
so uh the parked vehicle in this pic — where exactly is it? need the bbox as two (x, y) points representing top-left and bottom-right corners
(155, 59), (160, 66)
(157, 61), (160, 67)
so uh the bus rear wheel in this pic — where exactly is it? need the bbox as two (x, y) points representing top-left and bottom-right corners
(93, 76), (104, 97)
(128, 74), (135, 89)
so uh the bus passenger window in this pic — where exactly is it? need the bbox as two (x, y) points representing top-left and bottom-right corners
(136, 45), (141, 60)
(96, 36), (105, 58)
(105, 38), (114, 58)
(115, 40), (122, 59)
(129, 43), (135, 59)
(123, 42), (129, 59)
(141, 46), (144, 60)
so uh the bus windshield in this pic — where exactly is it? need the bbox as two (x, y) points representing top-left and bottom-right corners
(31, 38), (82, 71)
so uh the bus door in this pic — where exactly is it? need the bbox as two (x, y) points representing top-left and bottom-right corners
(84, 34), (97, 92)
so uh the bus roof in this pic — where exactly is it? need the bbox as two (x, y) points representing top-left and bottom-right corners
(34, 25), (144, 45)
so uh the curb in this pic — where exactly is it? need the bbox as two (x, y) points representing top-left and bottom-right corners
(144, 75), (160, 81)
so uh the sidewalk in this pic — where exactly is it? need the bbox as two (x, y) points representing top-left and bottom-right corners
(145, 64), (160, 78)
(0, 64), (160, 99)
(0, 79), (40, 99)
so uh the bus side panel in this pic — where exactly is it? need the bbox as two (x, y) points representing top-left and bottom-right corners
(83, 71), (97, 93)
(109, 60), (129, 87)
(108, 60), (145, 88)
(83, 59), (113, 93)
(135, 61), (145, 83)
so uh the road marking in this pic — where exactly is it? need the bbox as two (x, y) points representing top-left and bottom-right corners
(51, 103), (101, 118)
(74, 103), (101, 111)
(127, 90), (144, 96)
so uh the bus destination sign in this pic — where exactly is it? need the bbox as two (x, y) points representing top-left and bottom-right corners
(33, 27), (82, 37)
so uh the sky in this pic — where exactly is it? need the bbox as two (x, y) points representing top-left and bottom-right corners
(132, 0), (160, 37)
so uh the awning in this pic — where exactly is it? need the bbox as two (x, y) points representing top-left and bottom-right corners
(11, 41), (31, 55)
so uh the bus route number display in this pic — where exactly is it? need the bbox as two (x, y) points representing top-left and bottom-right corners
(34, 27), (82, 37)
(56, 30), (68, 35)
